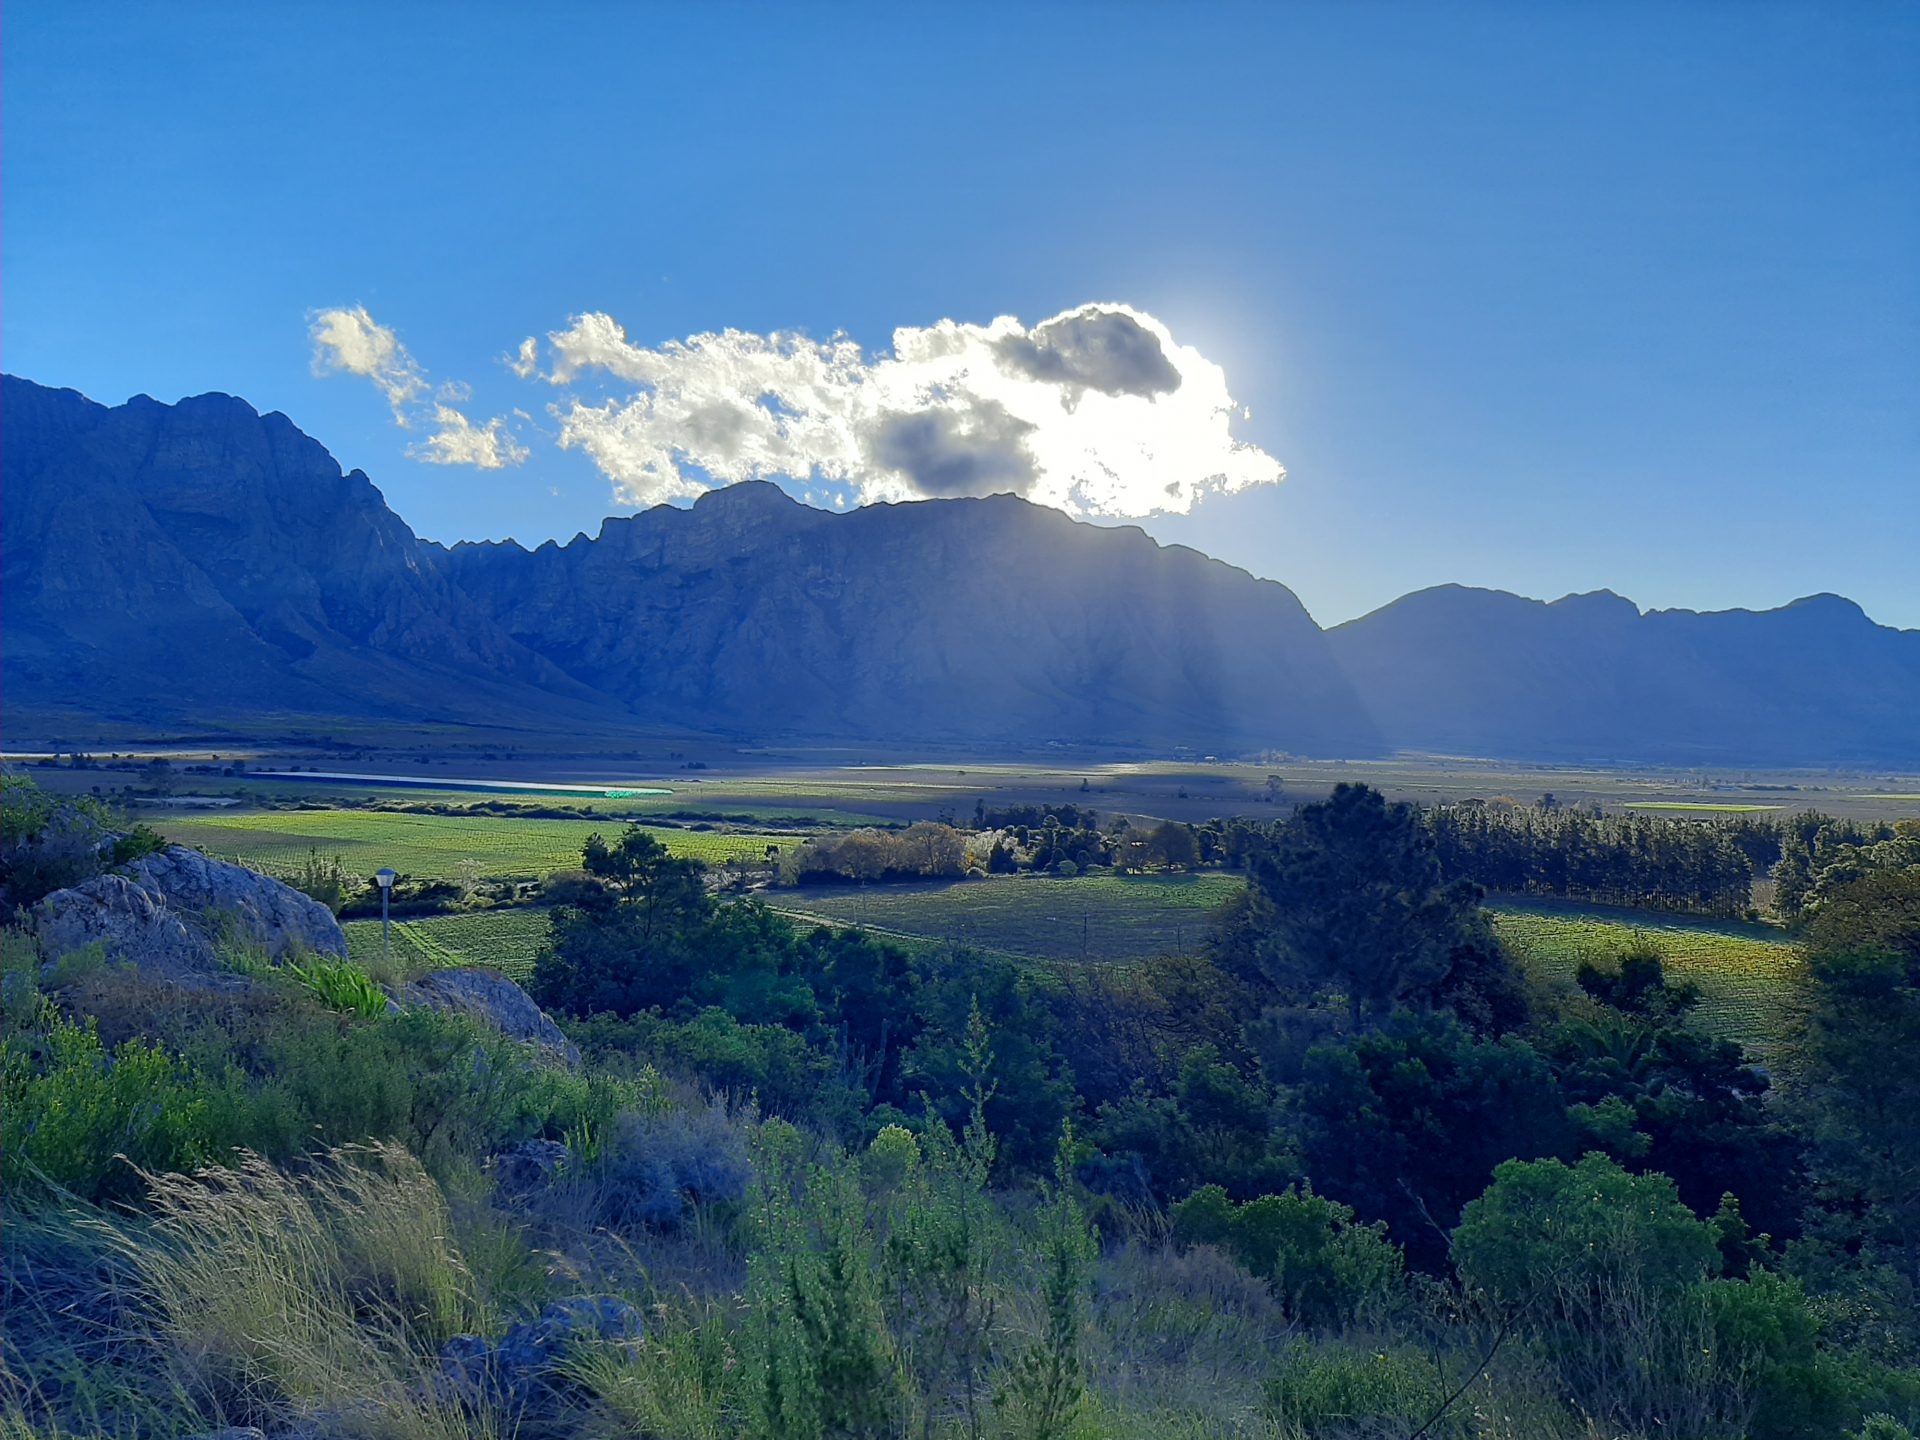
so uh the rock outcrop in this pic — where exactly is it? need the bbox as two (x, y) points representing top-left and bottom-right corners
(437, 1295), (644, 1413)
(404, 966), (580, 1066)
(32, 844), (346, 975)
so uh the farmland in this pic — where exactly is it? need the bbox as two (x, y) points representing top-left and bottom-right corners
(344, 906), (551, 982)
(155, 807), (788, 881)
(773, 873), (1802, 1048)
(1487, 902), (1801, 1046)
(772, 871), (1244, 966)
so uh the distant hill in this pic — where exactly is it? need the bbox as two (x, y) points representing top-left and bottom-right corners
(1, 377), (1376, 755)
(1328, 584), (1920, 766)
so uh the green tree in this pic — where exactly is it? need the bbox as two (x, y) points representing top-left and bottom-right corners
(1791, 870), (1920, 1296)
(1247, 783), (1489, 1025)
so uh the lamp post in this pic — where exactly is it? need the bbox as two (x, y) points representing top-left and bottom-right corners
(374, 868), (397, 968)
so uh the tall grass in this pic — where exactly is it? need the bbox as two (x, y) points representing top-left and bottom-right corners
(95, 1143), (488, 1435)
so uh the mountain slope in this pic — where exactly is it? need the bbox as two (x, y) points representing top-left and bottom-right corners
(3, 378), (1380, 754)
(435, 481), (1381, 754)
(1328, 584), (1920, 765)
(1, 377), (609, 737)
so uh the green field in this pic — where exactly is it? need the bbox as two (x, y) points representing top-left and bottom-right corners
(773, 872), (1244, 965)
(1488, 902), (1802, 1046)
(156, 808), (789, 881)
(774, 873), (1804, 1048)
(344, 906), (551, 982)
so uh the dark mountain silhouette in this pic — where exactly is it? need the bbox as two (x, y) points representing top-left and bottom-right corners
(1, 378), (1375, 754)
(1328, 584), (1920, 766)
(0, 378), (618, 739)
(6, 377), (1914, 764)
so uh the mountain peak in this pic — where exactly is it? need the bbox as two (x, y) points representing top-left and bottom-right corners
(688, 480), (804, 515)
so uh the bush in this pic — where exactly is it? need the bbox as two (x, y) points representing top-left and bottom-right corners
(1170, 1183), (1403, 1327)
(283, 953), (388, 1018)
(0, 779), (111, 910)
(0, 1006), (265, 1204)
(591, 1097), (754, 1230)
(1266, 1340), (1458, 1439)
(258, 1007), (564, 1175)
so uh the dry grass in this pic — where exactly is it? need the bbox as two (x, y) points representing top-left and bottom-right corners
(94, 1143), (494, 1437)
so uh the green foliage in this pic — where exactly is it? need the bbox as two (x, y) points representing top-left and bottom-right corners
(258, 1007), (562, 1174)
(1451, 1152), (1867, 1438)
(0, 777), (113, 909)
(1265, 1341), (1458, 1439)
(284, 952), (388, 1018)
(287, 846), (351, 913)
(1427, 799), (1761, 918)
(861, 1123), (919, 1193)
(1576, 941), (1701, 1019)
(749, 1158), (900, 1440)
(996, 1129), (1098, 1440)
(1169, 1182), (1402, 1327)
(108, 824), (167, 866)
(0, 1005), (262, 1203)
(1244, 784), (1493, 1025)
(1294, 1009), (1569, 1268)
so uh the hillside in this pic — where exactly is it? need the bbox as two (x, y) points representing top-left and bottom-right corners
(7, 376), (1917, 765)
(1, 378), (1377, 754)
(435, 481), (1376, 753)
(1328, 584), (1920, 766)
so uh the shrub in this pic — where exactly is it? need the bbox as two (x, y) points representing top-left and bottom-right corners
(0, 1007), (263, 1204)
(283, 953), (388, 1018)
(0, 779), (111, 910)
(108, 824), (167, 867)
(260, 1008), (562, 1174)
(592, 1097), (754, 1230)
(1265, 1340), (1458, 1439)
(286, 847), (350, 914)
(1170, 1182), (1403, 1327)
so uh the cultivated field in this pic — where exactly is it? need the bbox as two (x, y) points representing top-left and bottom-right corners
(774, 873), (1802, 1048)
(1488, 901), (1803, 1047)
(771, 872), (1244, 966)
(155, 808), (787, 881)
(344, 906), (551, 982)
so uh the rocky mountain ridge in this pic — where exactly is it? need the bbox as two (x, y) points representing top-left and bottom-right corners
(6, 376), (1916, 765)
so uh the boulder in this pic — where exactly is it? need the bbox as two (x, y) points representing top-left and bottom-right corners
(404, 967), (580, 1066)
(437, 1295), (644, 1410)
(126, 846), (346, 959)
(33, 872), (226, 980)
(31, 844), (346, 976)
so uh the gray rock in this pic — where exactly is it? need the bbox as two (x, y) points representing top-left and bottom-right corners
(437, 1295), (644, 1409)
(404, 967), (580, 1066)
(126, 845), (346, 959)
(33, 872), (219, 979)
(489, 1138), (573, 1201)
(31, 844), (346, 976)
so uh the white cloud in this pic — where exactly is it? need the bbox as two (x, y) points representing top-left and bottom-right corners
(309, 305), (426, 419)
(308, 304), (526, 469)
(521, 302), (1282, 517)
(409, 405), (530, 470)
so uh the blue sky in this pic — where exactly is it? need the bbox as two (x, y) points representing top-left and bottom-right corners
(6, 2), (1915, 627)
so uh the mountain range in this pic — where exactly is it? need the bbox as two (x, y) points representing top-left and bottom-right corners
(5, 376), (1916, 767)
